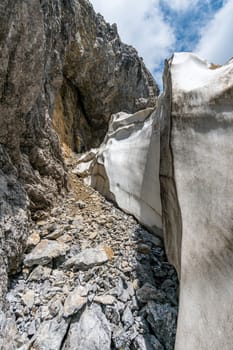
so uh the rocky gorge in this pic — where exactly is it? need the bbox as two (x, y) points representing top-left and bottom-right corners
(0, 0), (233, 350)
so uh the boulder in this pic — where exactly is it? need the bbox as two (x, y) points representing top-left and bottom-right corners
(63, 303), (111, 350)
(32, 318), (70, 350)
(160, 53), (233, 350)
(63, 286), (88, 317)
(64, 246), (109, 271)
(24, 240), (69, 267)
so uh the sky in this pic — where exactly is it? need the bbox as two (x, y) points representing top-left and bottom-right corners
(90, 0), (233, 88)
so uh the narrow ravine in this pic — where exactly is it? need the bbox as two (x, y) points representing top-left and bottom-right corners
(7, 155), (178, 350)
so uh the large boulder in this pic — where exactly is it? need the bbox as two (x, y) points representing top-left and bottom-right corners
(74, 107), (162, 234)
(160, 53), (233, 350)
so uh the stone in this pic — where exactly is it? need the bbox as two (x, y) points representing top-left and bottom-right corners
(48, 297), (63, 318)
(64, 246), (109, 271)
(134, 334), (164, 350)
(122, 306), (134, 329)
(136, 283), (166, 304)
(21, 290), (35, 309)
(94, 295), (116, 305)
(57, 234), (73, 244)
(161, 279), (178, 306)
(63, 303), (111, 350)
(146, 302), (177, 350)
(45, 230), (63, 240)
(63, 286), (88, 317)
(32, 318), (69, 350)
(26, 232), (40, 250)
(24, 240), (69, 267)
(36, 221), (48, 228)
(160, 53), (233, 350)
(103, 245), (114, 260)
(141, 231), (163, 247)
(50, 270), (67, 286)
(76, 200), (86, 209)
(89, 231), (98, 240)
(28, 320), (36, 337)
(112, 325), (138, 349)
(28, 266), (52, 282)
(4, 162), (179, 348)
(137, 243), (151, 254)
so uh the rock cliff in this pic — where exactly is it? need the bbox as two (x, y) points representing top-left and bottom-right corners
(58, 0), (158, 150)
(0, 0), (158, 341)
(0, 0), (75, 319)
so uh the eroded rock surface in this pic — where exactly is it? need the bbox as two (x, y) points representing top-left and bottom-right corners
(56, 0), (159, 151)
(160, 53), (233, 350)
(0, 1), (76, 328)
(0, 0), (158, 339)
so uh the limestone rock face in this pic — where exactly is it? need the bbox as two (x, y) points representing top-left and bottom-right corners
(0, 0), (158, 342)
(75, 107), (162, 234)
(160, 53), (233, 350)
(54, 0), (159, 151)
(0, 0), (76, 326)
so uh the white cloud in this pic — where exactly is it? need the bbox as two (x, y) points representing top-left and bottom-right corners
(161, 0), (198, 12)
(90, 0), (175, 74)
(196, 0), (233, 64)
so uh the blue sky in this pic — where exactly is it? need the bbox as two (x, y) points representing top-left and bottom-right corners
(90, 0), (233, 88)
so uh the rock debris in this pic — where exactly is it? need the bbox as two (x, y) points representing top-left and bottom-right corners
(7, 170), (178, 350)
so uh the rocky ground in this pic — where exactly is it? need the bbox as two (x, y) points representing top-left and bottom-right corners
(6, 158), (178, 350)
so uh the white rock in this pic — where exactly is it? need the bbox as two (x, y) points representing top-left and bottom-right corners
(24, 240), (69, 267)
(21, 290), (35, 308)
(33, 318), (69, 350)
(62, 303), (111, 350)
(26, 232), (40, 249)
(64, 246), (109, 271)
(63, 286), (88, 317)
(94, 295), (116, 305)
(28, 265), (52, 282)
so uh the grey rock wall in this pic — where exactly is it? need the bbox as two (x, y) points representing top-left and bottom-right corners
(54, 0), (159, 151)
(0, 0), (75, 318)
(0, 0), (159, 341)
